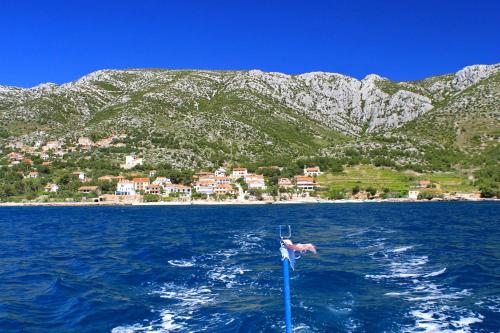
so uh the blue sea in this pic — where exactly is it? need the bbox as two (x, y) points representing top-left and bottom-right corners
(0, 202), (499, 332)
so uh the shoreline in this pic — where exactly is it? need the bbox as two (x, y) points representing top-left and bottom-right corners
(0, 197), (497, 207)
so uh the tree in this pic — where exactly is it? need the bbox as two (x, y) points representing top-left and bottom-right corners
(366, 186), (377, 197)
(352, 185), (360, 195)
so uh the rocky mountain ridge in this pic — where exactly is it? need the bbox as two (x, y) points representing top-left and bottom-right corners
(0, 63), (498, 169)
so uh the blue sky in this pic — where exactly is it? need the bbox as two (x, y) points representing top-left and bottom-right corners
(1, 0), (499, 87)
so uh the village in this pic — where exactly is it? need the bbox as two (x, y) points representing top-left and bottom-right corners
(0, 136), (486, 205)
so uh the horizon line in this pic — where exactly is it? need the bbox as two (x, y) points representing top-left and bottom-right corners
(1, 62), (498, 89)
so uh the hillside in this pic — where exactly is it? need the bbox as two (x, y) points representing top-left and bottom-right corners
(0, 64), (498, 171)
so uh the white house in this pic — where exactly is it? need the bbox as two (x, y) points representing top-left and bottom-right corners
(72, 171), (86, 182)
(172, 184), (192, 197)
(214, 184), (235, 195)
(408, 190), (419, 200)
(196, 172), (215, 182)
(44, 183), (59, 193)
(294, 176), (316, 191)
(231, 168), (248, 179)
(152, 177), (172, 186)
(214, 167), (226, 177)
(116, 180), (136, 195)
(304, 166), (321, 176)
(214, 176), (231, 185)
(194, 181), (216, 195)
(163, 184), (177, 195)
(121, 155), (143, 169)
(245, 174), (266, 190)
(145, 184), (162, 195)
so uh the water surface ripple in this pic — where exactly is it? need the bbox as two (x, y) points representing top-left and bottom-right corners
(0, 202), (499, 332)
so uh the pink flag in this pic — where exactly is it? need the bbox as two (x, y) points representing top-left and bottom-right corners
(282, 239), (317, 254)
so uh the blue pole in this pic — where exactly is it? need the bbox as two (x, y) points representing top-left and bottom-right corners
(282, 256), (292, 333)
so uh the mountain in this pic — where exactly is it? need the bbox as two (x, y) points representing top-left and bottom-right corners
(0, 64), (498, 170)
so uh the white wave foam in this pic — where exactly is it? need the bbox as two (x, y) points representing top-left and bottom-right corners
(168, 259), (196, 267)
(365, 238), (483, 332)
(389, 245), (414, 253)
(385, 291), (410, 296)
(208, 264), (250, 288)
(113, 283), (218, 332)
(406, 307), (484, 333)
(407, 289), (470, 302)
(158, 311), (184, 331)
(476, 296), (500, 313)
(232, 232), (264, 251)
(424, 268), (446, 277)
(114, 230), (260, 332)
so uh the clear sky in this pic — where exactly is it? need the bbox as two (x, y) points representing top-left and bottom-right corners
(1, 0), (499, 87)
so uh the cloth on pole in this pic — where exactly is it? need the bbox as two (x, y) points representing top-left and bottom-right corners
(280, 239), (316, 270)
(280, 245), (297, 270)
(282, 239), (317, 254)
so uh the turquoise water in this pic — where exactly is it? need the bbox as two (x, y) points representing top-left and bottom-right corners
(0, 202), (499, 332)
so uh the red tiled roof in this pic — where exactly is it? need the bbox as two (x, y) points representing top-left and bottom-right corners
(132, 178), (150, 183)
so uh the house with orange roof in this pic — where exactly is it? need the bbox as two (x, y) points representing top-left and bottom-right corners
(194, 181), (216, 195)
(145, 184), (162, 195)
(172, 184), (192, 197)
(278, 178), (294, 189)
(304, 166), (321, 176)
(7, 152), (24, 161)
(214, 176), (231, 185)
(132, 177), (150, 191)
(23, 158), (33, 166)
(27, 171), (39, 179)
(193, 171), (215, 182)
(244, 174), (266, 189)
(294, 176), (316, 191)
(214, 184), (236, 195)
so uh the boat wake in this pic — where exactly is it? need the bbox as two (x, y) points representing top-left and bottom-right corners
(364, 240), (483, 332)
(112, 230), (266, 332)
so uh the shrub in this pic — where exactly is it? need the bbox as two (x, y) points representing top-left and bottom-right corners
(143, 194), (160, 202)
(366, 186), (377, 196)
(352, 185), (360, 195)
